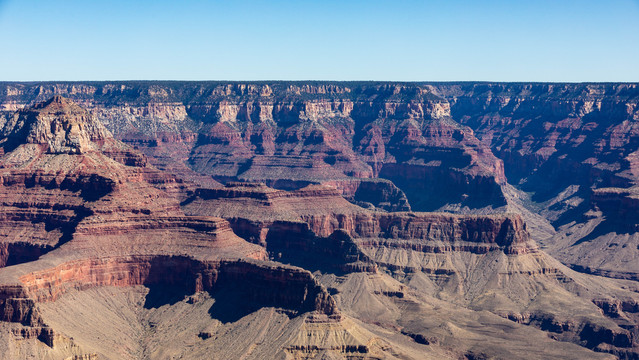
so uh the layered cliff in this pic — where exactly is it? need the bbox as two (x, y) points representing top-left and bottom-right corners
(184, 182), (546, 289)
(0, 82), (508, 212)
(0, 98), (349, 359)
(0, 96), (195, 267)
(184, 182), (534, 253)
(422, 83), (639, 279)
(182, 181), (639, 358)
(1, 257), (335, 315)
(431, 83), (639, 212)
(4, 82), (634, 215)
(2, 84), (639, 359)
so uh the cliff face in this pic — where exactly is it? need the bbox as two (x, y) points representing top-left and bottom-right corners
(3, 82), (635, 208)
(432, 83), (639, 205)
(184, 182), (540, 283)
(422, 83), (639, 280)
(181, 180), (639, 358)
(3, 256), (336, 315)
(9, 82), (635, 217)
(0, 96), (190, 266)
(184, 182), (545, 296)
(0, 97), (357, 359)
(187, 95), (505, 211)
(0, 256), (339, 359)
(184, 182), (531, 250)
(0, 82), (508, 212)
(0, 96), (270, 266)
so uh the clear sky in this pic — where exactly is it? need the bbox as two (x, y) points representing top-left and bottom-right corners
(0, 0), (638, 82)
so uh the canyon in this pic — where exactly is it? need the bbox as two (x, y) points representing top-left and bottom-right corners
(0, 82), (638, 359)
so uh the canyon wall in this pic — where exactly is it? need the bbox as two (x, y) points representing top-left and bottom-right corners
(2, 92), (639, 358)
(3, 82), (639, 275)
(0, 82), (509, 212)
(4, 81), (636, 213)
(0, 255), (338, 351)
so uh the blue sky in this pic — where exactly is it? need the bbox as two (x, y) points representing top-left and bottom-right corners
(0, 0), (638, 82)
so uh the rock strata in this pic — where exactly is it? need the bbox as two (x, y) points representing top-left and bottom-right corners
(1, 85), (639, 359)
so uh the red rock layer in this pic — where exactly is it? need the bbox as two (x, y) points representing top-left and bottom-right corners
(0, 82), (510, 211)
(0, 97), (227, 268)
(0, 257), (336, 323)
(185, 182), (535, 256)
(0, 98), (336, 352)
(434, 83), (639, 200)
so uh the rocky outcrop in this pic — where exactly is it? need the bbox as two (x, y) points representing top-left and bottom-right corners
(359, 212), (534, 255)
(323, 178), (411, 211)
(0, 242), (50, 268)
(591, 187), (639, 231)
(0, 289), (41, 326)
(6, 256), (336, 315)
(185, 182), (533, 255)
(0, 97), (222, 265)
(0, 96), (110, 154)
(10, 326), (56, 347)
(0, 256), (338, 352)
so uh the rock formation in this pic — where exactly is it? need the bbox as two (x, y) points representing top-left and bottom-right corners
(0, 97), (364, 359)
(0, 84), (638, 359)
(0, 83), (509, 212)
(183, 181), (639, 358)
